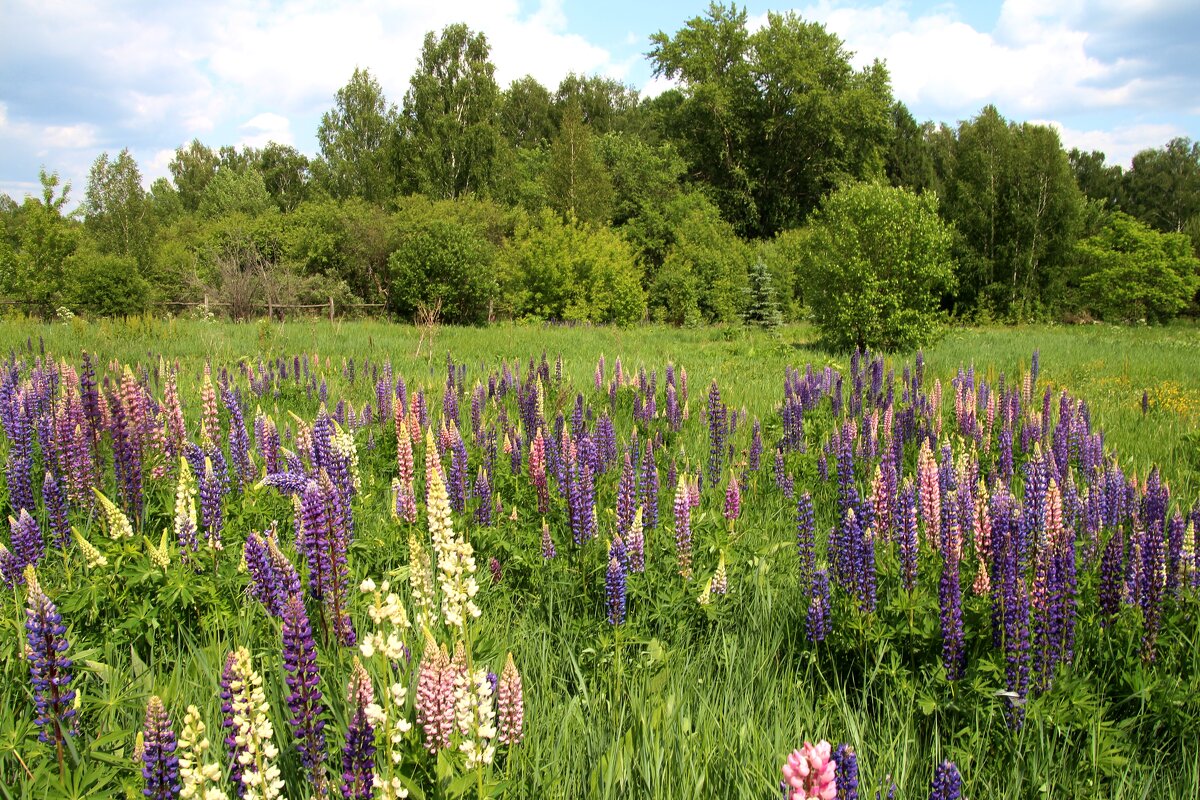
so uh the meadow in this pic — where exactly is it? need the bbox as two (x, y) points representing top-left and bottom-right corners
(2, 317), (1199, 800)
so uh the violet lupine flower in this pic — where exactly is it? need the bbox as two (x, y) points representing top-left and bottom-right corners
(9, 509), (44, 574)
(807, 569), (831, 644)
(606, 539), (628, 625)
(796, 492), (816, 595)
(639, 442), (659, 532)
(26, 575), (76, 753)
(748, 418), (762, 471)
(142, 696), (180, 800)
(929, 760), (963, 800)
(898, 482), (919, 594)
(939, 533), (965, 681)
(199, 455), (226, 556)
(723, 471), (741, 524)
(781, 740), (836, 800)
(1139, 520), (1164, 662)
(448, 424), (469, 513)
(1097, 528), (1124, 625)
(474, 467), (494, 527)
(5, 395), (35, 519)
(42, 472), (70, 549)
(497, 653), (524, 746)
(222, 387), (254, 490)
(673, 475), (693, 579)
(831, 744), (858, 800)
(707, 380), (726, 487)
(540, 518), (556, 559)
(300, 476), (354, 647)
(282, 594), (329, 794)
(1166, 511), (1185, 597)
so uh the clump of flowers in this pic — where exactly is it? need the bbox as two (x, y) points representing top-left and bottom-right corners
(426, 429), (480, 630)
(178, 704), (227, 800)
(221, 647), (285, 800)
(26, 567), (76, 763)
(781, 740), (836, 800)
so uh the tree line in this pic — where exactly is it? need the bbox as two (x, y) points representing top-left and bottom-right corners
(1, 3), (1197, 343)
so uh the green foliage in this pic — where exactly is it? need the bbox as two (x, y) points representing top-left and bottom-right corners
(500, 75), (555, 149)
(545, 102), (614, 226)
(197, 167), (275, 218)
(798, 181), (955, 350)
(649, 3), (894, 237)
(169, 139), (220, 212)
(742, 259), (782, 329)
(317, 68), (398, 205)
(388, 218), (497, 323)
(66, 250), (151, 317)
(1076, 212), (1200, 322)
(84, 149), (153, 265)
(502, 209), (645, 326)
(650, 193), (750, 324)
(399, 24), (502, 200)
(1123, 137), (1200, 236)
(0, 171), (78, 316)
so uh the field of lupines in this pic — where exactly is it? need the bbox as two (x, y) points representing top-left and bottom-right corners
(1, 318), (1199, 800)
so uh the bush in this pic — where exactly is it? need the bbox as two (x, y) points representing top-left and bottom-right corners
(797, 182), (955, 351)
(67, 251), (151, 317)
(1076, 212), (1200, 323)
(388, 220), (497, 324)
(502, 209), (645, 327)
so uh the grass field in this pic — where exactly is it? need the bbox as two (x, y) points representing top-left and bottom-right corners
(1, 317), (1198, 799)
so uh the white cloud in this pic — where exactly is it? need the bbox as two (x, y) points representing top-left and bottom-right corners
(238, 113), (294, 149)
(1033, 119), (1185, 167)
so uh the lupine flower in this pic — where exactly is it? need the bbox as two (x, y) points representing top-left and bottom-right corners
(72, 526), (108, 568)
(616, 453), (636, 538)
(142, 696), (181, 800)
(626, 507), (645, 573)
(221, 647), (285, 800)
(178, 704), (227, 800)
(340, 659), (376, 800)
(25, 570), (76, 753)
(707, 380), (726, 486)
(796, 492), (816, 594)
(939, 531), (965, 681)
(928, 760), (962, 800)
(710, 553), (728, 595)
(673, 475), (693, 579)
(199, 367), (220, 452)
(807, 569), (831, 644)
(452, 650), (497, 769)
(831, 744), (858, 800)
(529, 429), (549, 514)
(723, 471), (741, 524)
(145, 529), (171, 570)
(781, 740), (836, 800)
(415, 632), (455, 754)
(94, 488), (134, 539)
(281, 595), (329, 794)
(639, 442), (659, 531)
(9, 509), (44, 574)
(497, 653), (524, 747)
(606, 540), (628, 625)
(42, 471), (70, 549)
(407, 531), (437, 629)
(426, 430), (480, 630)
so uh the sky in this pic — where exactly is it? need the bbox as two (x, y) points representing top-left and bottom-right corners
(1, 0), (1197, 204)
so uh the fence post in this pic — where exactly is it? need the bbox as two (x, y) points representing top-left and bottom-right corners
(329, 296), (335, 322)
(204, 294), (209, 314)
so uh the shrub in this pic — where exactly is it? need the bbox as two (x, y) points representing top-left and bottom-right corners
(67, 251), (151, 317)
(797, 182), (955, 351)
(388, 220), (497, 324)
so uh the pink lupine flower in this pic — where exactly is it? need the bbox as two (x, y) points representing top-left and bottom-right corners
(781, 740), (837, 800)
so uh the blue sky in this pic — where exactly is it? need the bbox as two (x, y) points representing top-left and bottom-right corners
(1, 1), (1197, 203)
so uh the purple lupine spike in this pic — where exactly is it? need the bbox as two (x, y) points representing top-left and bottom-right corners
(606, 540), (627, 625)
(474, 467), (494, 526)
(142, 696), (180, 800)
(26, 580), (76, 755)
(707, 380), (726, 487)
(929, 760), (963, 800)
(5, 394), (35, 518)
(616, 452), (636, 539)
(9, 509), (44, 574)
(42, 471), (70, 549)
(448, 426), (469, 513)
(796, 492), (815, 594)
(1166, 511), (1185, 597)
(723, 472), (741, 523)
(244, 531), (278, 613)
(673, 476), (692, 579)
(831, 744), (858, 800)
(1139, 519), (1164, 661)
(639, 442), (659, 532)
(109, 388), (145, 524)
(806, 569), (830, 644)
(1097, 527), (1124, 625)
(218, 653), (246, 796)
(898, 482), (919, 594)
(262, 472), (312, 497)
(282, 594), (329, 793)
(339, 662), (375, 800)
(939, 530), (965, 680)
(222, 387), (254, 490)
(748, 418), (762, 471)
(199, 454), (226, 554)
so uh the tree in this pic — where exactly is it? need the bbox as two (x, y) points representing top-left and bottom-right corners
(66, 250), (151, 317)
(499, 76), (555, 149)
(387, 219), (497, 323)
(84, 149), (152, 264)
(317, 68), (398, 205)
(942, 107), (1082, 319)
(197, 167), (274, 218)
(1124, 138), (1200, 235)
(169, 140), (220, 212)
(742, 259), (782, 329)
(257, 143), (311, 211)
(544, 102), (613, 226)
(0, 171), (78, 316)
(885, 102), (935, 193)
(798, 182), (955, 351)
(399, 24), (502, 200)
(649, 3), (894, 237)
(1076, 212), (1199, 322)
(1068, 148), (1123, 210)
(553, 74), (642, 135)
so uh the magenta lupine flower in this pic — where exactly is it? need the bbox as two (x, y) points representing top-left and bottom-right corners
(781, 740), (836, 800)
(142, 695), (180, 800)
(341, 660), (375, 800)
(282, 594), (329, 793)
(673, 475), (693, 579)
(497, 653), (524, 746)
(723, 471), (741, 523)
(529, 429), (549, 514)
(25, 576), (74, 757)
(616, 452), (636, 538)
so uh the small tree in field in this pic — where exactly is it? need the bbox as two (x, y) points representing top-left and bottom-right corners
(798, 182), (955, 350)
(743, 259), (782, 330)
